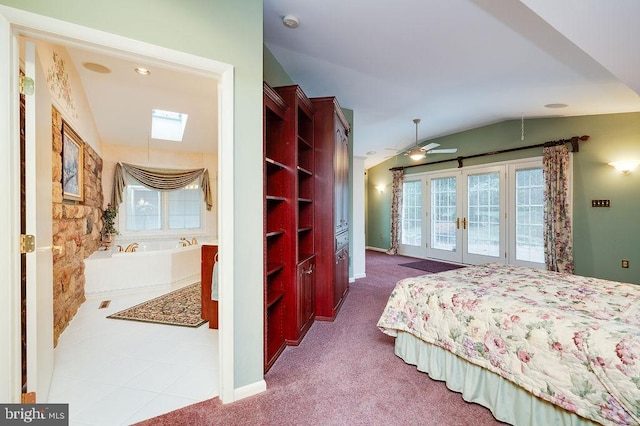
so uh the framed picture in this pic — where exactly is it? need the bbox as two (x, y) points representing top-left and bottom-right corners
(61, 121), (84, 202)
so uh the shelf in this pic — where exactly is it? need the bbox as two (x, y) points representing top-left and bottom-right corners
(298, 197), (312, 203)
(266, 262), (285, 276)
(266, 195), (287, 202)
(266, 229), (285, 238)
(298, 226), (313, 233)
(266, 157), (287, 170)
(298, 135), (312, 149)
(297, 165), (312, 176)
(266, 290), (285, 308)
(298, 252), (315, 264)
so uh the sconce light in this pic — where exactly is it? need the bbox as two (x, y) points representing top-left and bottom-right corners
(19, 75), (34, 95)
(608, 160), (640, 174)
(375, 185), (385, 193)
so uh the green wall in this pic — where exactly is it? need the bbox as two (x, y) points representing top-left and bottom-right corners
(0, 0), (265, 389)
(367, 112), (640, 284)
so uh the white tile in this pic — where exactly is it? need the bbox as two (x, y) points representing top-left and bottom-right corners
(124, 393), (198, 424)
(50, 287), (220, 422)
(90, 357), (153, 386)
(163, 367), (218, 400)
(72, 387), (158, 426)
(124, 360), (190, 393)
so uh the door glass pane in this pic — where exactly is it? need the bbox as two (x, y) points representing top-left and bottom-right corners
(431, 176), (457, 251)
(467, 172), (500, 257)
(515, 168), (544, 263)
(401, 181), (422, 246)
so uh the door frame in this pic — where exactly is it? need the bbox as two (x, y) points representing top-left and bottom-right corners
(0, 6), (236, 403)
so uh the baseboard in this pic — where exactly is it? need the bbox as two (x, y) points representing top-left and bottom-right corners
(233, 379), (267, 402)
(350, 273), (366, 282)
(365, 246), (388, 253)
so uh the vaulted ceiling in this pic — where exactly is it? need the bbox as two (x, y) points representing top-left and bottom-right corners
(263, 0), (640, 168)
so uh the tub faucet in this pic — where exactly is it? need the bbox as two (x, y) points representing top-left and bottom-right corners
(117, 245), (124, 252)
(180, 237), (191, 247)
(191, 237), (198, 245)
(124, 243), (139, 252)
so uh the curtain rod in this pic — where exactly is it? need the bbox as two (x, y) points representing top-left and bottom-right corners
(389, 135), (589, 171)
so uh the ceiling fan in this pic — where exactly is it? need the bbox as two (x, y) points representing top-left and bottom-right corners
(406, 118), (457, 160)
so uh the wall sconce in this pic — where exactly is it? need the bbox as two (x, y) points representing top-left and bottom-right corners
(19, 75), (35, 95)
(608, 160), (640, 174)
(375, 185), (385, 193)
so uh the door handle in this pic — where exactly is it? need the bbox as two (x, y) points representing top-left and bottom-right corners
(463, 217), (467, 230)
(456, 218), (460, 229)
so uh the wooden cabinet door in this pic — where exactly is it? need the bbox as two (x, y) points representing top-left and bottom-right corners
(296, 256), (315, 335)
(334, 118), (349, 235)
(334, 245), (349, 308)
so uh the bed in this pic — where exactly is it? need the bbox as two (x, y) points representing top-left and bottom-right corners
(377, 263), (640, 426)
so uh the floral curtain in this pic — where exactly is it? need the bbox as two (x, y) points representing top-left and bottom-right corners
(111, 162), (213, 213)
(543, 144), (574, 273)
(386, 169), (404, 255)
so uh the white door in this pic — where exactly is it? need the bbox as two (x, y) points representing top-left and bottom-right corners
(462, 166), (506, 265)
(24, 40), (54, 402)
(398, 178), (426, 258)
(426, 172), (463, 263)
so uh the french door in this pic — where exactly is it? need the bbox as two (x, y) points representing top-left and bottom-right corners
(423, 166), (505, 265)
(400, 159), (544, 267)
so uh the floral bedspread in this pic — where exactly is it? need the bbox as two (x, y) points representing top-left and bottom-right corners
(377, 263), (640, 425)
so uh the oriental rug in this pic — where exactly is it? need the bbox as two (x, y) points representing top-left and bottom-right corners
(107, 282), (206, 327)
(398, 258), (465, 273)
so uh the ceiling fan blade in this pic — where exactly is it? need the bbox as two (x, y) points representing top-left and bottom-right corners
(428, 148), (458, 154)
(420, 142), (440, 152)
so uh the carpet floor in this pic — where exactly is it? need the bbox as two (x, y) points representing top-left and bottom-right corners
(135, 251), (505, 425)
(107, 283), (206, 328)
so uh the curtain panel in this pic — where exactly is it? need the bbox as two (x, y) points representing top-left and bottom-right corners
(542, 144), (574, 273)
(111, 162), (213, 213)
(387, 169), (404, 255)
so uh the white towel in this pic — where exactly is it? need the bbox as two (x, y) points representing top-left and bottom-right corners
(211, 260), (219, 301)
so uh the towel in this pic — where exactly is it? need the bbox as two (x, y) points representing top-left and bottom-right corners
(211, 260), (219, 301)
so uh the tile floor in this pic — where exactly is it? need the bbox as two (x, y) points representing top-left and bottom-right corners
(47, 284), (219, 426)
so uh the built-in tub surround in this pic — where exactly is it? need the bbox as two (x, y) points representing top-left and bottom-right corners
(85, 239), (217, 296)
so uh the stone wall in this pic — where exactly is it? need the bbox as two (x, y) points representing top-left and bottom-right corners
(51, 107), (103, 346)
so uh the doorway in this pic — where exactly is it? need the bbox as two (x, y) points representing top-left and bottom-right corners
(0, 8), (235, 407)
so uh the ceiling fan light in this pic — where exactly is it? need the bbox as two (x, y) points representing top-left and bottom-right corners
(409, 149), (424, 160)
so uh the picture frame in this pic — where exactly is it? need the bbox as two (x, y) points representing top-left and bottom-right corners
(61, 121), (84, 202)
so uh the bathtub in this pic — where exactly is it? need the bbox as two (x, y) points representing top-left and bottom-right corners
(84, 239), (214, 296)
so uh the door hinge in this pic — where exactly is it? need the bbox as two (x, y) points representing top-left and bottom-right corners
(21, 392), (36, 403)
(20, 234), (35, 254)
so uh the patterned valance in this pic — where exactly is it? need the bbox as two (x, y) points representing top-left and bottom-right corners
(111, 162), (213, 213)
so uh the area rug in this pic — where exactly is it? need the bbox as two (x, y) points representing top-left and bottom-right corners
(399, 259), (465, 273)
(107, 283), (206, 327)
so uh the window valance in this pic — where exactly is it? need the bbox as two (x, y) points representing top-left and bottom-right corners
(111, 162), (213, 212)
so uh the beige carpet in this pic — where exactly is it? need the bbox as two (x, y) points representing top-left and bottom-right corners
(108, 283), (206, 327)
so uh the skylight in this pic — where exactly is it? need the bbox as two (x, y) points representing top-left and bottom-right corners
(151, 109), (188, 142)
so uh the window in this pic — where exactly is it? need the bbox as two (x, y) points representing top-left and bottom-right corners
(123, 178), (203, 233)
(151, 109), (189, 142)
(514, 167), (544, 263)
(401, 180), (422, 246)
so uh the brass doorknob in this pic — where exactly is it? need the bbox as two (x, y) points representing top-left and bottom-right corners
(51, 245), (63, 255)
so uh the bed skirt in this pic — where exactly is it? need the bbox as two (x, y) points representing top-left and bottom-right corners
(395, 331), (598, 426)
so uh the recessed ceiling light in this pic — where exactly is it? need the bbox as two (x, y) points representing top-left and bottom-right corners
(135, 67), (151, 75)
(282, 14), (300, 29)
(83, 62), (111, 74)
(544, 103), (568, 109)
